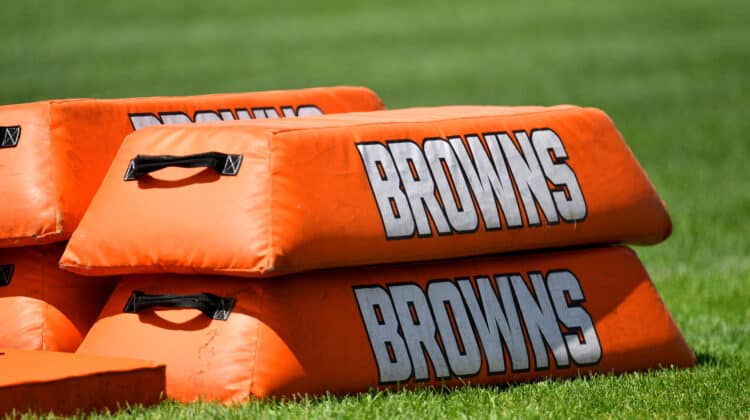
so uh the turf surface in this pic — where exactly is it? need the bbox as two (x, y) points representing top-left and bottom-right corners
(3, 0), (749, 418)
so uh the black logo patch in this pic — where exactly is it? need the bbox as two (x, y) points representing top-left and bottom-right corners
(221, 154), (243, 176)
(0, 126), (21, 148)
(0, 264), (14, 286)
(123, 160), (136, 181)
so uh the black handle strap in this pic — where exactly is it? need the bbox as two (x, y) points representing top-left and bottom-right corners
(123, 291), (235, 321)
(0, 264), (14, 287)
(1, 126), (21, 148)
(124, 151), (243, 181)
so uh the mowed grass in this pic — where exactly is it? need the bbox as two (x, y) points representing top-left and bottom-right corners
(3, 0), (749, 418)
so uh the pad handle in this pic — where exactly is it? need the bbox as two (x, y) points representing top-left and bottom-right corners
(124, 152), (243, 181)
(123, 291), (235, 321)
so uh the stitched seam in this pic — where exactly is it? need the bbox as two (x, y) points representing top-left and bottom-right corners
(47, 103), (64, 236)
(166, 105), (583, 137)
(0, 232), (65, 242)
(60, 239), (627, 276)
(41, 261), (48, 350)
(267, 131), (274, 273)
(266, 105), (582, 135)
(248, 287), (264, 398)
(45, 86), (346, 106)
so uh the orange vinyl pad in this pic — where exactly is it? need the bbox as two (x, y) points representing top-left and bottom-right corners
(0, 349), (164, 415)
(63, 105), (671, 277)
(0, 86), (384, 247)
(0, 244), (116, 351)
(76, 246), (694, 402)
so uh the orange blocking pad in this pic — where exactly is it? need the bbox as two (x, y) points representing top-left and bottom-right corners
(0, 349), (164, 415)
(76, 246), (694, 402)
(0, 86), (384, 247)
(0, 244), (116, 351)
(63, 105), (671, 278)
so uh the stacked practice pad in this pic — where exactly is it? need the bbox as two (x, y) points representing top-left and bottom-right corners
(0, 86), (385, 413)
(60, 105), (694, 403)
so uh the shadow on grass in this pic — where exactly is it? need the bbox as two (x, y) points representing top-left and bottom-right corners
(695, 352), (721, 367)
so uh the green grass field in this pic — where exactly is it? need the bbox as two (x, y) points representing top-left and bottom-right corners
(3, 0), (749, 418)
